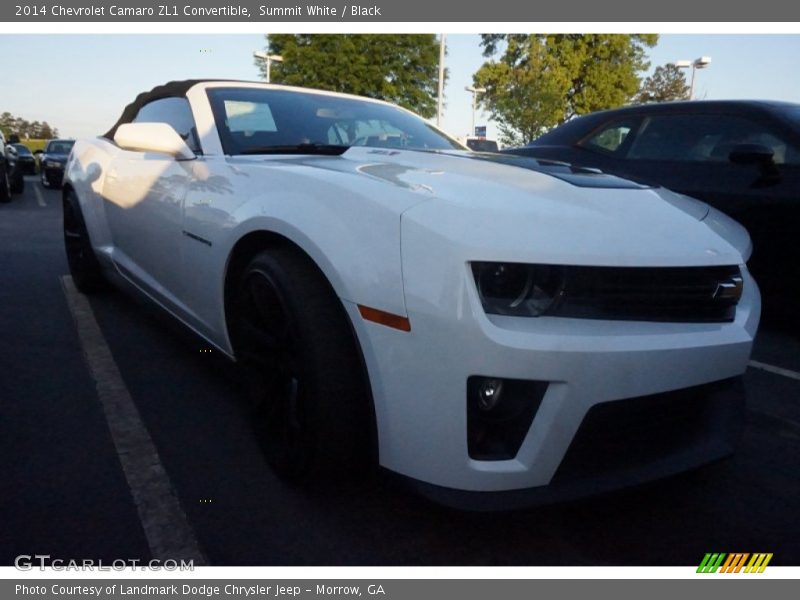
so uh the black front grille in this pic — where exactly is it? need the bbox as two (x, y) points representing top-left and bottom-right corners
(552, 265), (742, 323)
(552, 378), (745, 485)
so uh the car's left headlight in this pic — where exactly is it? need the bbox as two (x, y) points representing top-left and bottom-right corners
(472, 262), (564, 317)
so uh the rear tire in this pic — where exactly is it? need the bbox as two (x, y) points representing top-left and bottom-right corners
(63, 190), (107, 294)
(232, 247), (371, 483)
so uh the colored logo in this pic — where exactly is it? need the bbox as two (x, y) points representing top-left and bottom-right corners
(697, 553), (773, 573)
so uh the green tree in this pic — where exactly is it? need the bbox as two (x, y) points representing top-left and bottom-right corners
(474, 34), (658, 145)
(635, 64), (690, 103)
(0, 112), (59, 139)
(256, 34), (444, 118)
(0, 112), (12, 137)
(39, 122), (57, 139)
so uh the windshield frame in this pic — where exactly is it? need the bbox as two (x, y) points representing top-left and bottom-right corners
(206, 87), (465, 156)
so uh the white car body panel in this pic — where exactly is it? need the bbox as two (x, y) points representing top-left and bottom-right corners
(65, 81), (760, 498)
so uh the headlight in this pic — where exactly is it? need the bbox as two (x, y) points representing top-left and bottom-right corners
(472, 262), (564, 317)
(46, 160), (61, 168)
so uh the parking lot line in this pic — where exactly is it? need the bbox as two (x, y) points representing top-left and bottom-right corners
(748, 360), (800, 382)
(33, 183), (46, 207)
(61, 275), (207, 565)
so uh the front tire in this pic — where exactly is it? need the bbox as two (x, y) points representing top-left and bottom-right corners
(233, 247), (371, 483)
(63, 190), (107, 294)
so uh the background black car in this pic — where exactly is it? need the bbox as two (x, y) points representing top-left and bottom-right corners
(40, 139), (75, 188)
(505, 100), (800, 321)
(465, 137), (500, 152)
(11, 143), (36, 175)
(0, 132), (25, 202)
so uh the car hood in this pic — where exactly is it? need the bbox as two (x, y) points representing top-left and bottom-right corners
(234, 147), (747, 267)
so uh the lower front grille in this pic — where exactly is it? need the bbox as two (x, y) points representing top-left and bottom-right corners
(552, 377), (746, 485)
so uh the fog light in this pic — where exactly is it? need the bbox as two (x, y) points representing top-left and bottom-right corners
(477, 378), (503, 411)
(467, 376), (549, 460)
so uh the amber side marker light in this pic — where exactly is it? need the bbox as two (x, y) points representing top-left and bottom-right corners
(357, 305), (411, 332)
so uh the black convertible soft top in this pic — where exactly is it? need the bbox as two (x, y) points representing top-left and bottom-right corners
(102, 79), (246, 140)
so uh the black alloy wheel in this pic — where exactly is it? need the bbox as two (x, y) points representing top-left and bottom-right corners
(234, 247), (371, 483)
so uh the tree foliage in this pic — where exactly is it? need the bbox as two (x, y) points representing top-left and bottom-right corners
(0, 112), (58, 139)
(257, 34), (444, 119)
(474, 34), (658, 145)
(635, 64), (690, 103)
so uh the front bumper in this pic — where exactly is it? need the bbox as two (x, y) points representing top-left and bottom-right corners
(400, 376), (745, 510)
(343, 221), (759, 502)
(42, 164), (65, 183)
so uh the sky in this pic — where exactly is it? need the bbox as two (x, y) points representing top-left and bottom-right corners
(1, 33), (799, 142)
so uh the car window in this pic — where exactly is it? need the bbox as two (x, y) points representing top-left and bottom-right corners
(133, 97), (201, 153)
(207, 87), (464, 155)
(626, 114), (798, 165)
(582, 120), (638, 154)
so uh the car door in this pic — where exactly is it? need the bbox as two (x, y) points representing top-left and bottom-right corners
(103, 97), (201, 309)
(608, 111), (800, 297)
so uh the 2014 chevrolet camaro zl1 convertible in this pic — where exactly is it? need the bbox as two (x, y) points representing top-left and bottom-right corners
(64, 80), (759, 508)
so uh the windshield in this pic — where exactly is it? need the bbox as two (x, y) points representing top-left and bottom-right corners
(207, 87), (463, 155)
(12, 144), (32, 156)
(45, 141), (75, 154)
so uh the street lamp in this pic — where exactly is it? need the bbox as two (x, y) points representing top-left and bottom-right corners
(253, 51), (284, 83)
(672, 56), (711, 100)
(437, 34), (446, 127)
(465, 86), (487, 137)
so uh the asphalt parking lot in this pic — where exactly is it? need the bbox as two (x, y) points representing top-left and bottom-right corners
(1, 175), (799, 567)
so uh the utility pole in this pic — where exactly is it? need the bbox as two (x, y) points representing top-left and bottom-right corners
(437, 34), (446, 127)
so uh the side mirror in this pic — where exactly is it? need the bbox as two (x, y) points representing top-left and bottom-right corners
(729, 143), (774, 166)
(114, 123), (196, 161)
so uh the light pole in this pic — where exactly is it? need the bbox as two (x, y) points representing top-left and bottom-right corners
(672, 56), (711, 100)
(437, 34), (446, 127)
(253, 51), (284, 83)
(465, 86), (486, 137)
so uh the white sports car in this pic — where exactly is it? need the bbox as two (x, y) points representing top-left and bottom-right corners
(64, 80), (759, 508)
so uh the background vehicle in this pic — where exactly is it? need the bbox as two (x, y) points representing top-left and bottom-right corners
(504, 101), (800, 319)
(465, 137), (499, 152)
(11, 143), (37, 175)
(40, 139), (75, 188)
(0, 132), (25, 201)
(64, 81), (759, 508)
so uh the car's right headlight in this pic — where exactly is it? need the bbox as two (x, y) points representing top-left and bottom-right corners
(46, 160), (60, 168)
(471, 262), (565, 317)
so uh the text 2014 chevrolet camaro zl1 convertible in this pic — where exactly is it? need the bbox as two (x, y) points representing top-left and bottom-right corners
(64, 80), (759, 508)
